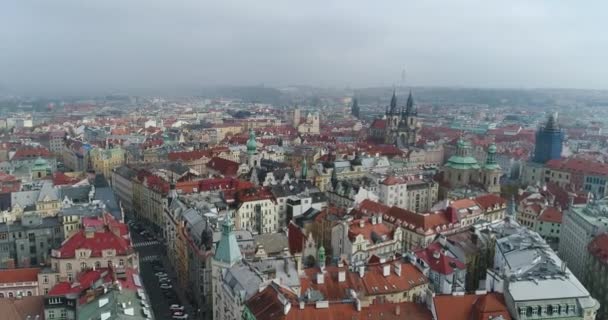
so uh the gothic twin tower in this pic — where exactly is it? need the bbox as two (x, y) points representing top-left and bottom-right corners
(384, 90), (420, 148)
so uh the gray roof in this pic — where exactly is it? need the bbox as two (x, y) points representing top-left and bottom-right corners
(94, 187), (121, 220)
(58, 185), (92, 203)
(0, 216), (61, 233)
(113, 166), (138, 180)
(58, 204), (103, 218)
(253, 233), (289, 256)
(249, 257), (300, 288)
(11, 190), (39, 208)
(37, 181), (59, 202)
(222, 263), (264, 302)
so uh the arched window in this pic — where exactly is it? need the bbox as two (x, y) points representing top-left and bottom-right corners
(27, 291), (32, 296)
(8, 292), (13, 298)
(80, 262), (87, 270)
(95, 261), (101, 268)
(66, 263), (72, 271)
(0, 293), (4, 298)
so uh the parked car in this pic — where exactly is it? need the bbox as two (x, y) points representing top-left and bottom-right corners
(170, 305), (184, 312)
(172, 314), (188, 320)
(160, 284), (173, 289)
(155, 272), (168, 277)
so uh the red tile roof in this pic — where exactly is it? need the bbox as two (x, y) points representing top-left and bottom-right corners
(56, 222), (132, 259)
(385, 206), (451, 234)
(358, 199), (390, 216)
(287, 300), (431, 320)
(433, 293), (511, 320)
(0, 296), (45, 320)
(537, 207), (562, 224)
(370, 119), (387, 129)
(0, 268), (40, 284)
(11, 147), (51, 160)
(234, 187), (275, 204)
(301, 266), (363, 301)
(207, 156), (240, 176)
(347, 218), (392, 242)
(168, 150), (211, 162)
(588, 233), (608, 265)
(546, 158), (608, 176)
(474, 194), (506, 211)
(415, 242), (465, 275)
(52, 172), (81, 186)
(360, 262), (428, 296)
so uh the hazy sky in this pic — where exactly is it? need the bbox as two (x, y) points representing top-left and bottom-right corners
(2, 0), (608, 94)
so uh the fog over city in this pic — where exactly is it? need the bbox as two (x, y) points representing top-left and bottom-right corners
(2, 0), (608, 94)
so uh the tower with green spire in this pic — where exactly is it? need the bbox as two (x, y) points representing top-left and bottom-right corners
(247, 128), (257, 155)
(214, 216), (242, 266)
(246, 128), (259, 168)
(482, 143), (502, 193)
(317, 245), (326, 271)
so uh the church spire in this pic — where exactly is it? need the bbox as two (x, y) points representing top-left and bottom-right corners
(351, 98), (360, 118)
(389, 89), (397, 114)
(301, 158), (308, 180)
(406, 90), (414, 115)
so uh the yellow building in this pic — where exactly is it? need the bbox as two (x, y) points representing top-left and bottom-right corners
(89, 147), (126, 181)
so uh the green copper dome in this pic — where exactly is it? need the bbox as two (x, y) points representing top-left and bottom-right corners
(34, 157), (48, 166)
(214, 216), (242, 265)
(484, 143), (501, 170)
(446, 138), (480, 170)
(246, 129), (257, 154)
(488, 143), (497, 153)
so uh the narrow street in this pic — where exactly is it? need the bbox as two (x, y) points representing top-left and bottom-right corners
(130, 218), (197, 319)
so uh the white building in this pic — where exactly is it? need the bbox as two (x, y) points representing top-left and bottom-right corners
(378, 175), (438, 213)
(331, 215), (404, 267)
(485, 218), (599, 320)
(559, 197), (608, 279)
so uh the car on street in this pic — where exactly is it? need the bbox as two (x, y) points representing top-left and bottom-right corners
(155, 272), (168, 277)
(160, 284), (173, 289)
(170, 305), (184, 312)
(173, 312), (188, 319)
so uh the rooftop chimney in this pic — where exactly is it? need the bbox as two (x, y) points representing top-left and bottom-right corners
(383, 264), (390, 277)
(358, 266), (365, 278)
(394, 263), (402, 276)
(359, 220), (365, 228)
(316, 273), (324, 284)
(395, 305), (401, 316)
(432, 251), (441, 259)
(371, 215), (377, 225)
(378, 214), (383, 224)
(338, 270), (346, 282)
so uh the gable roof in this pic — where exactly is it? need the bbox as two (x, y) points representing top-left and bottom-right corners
(537, 207), (562, 224)
(0, 268), (40, 284)
(433, 293), (511, 320)
(207, 156), (240, 176)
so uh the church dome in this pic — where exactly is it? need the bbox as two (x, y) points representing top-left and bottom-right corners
(488, 143), (497, 153)
(33, 157), (49, 167)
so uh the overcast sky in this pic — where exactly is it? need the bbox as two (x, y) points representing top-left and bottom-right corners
(2, 0), (607, 95)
